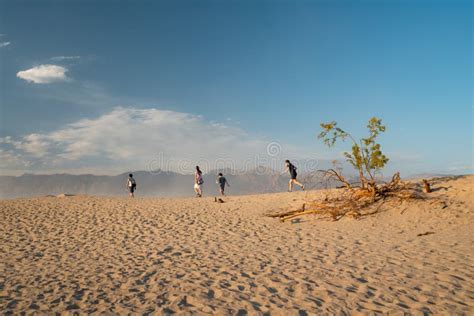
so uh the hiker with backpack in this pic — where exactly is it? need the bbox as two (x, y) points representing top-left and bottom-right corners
(285, 160), (305, 192)
(194, 166), (204, 197)
(216, 173), (230, 196)
(127, 173), (137, 198)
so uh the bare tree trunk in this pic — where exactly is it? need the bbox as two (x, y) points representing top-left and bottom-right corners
(359, 170), (367, 189)
(423, 179), (431, 193)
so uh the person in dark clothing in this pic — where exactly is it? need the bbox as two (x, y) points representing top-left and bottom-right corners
(285, 160), (304, 192)
(127, 173), (137, 198)
(216, 173), (230, 196)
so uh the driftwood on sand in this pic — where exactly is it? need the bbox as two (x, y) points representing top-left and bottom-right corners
(423, 179), (432, 193)
(268, 172), (432, 222)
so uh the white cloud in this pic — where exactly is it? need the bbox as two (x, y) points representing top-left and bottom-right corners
(448, 165), (473, 172)
(12, 134), (52, 157)
(0, 41), (10, 48)
(0, 148), (33, 176)
(16, 64), (69, 84)
(51, 56), (81, 61)
(0, 107), (309, 175)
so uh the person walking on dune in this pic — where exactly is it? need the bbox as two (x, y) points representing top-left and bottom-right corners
(127, 173), (137, 198)
(194, 166), (204, 197)
(285, 160), (304, 192)
(216, 173), (230, 196)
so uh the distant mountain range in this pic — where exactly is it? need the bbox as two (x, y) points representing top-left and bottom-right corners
(0, 170), (455, 199)
(0, 170), (312, 199)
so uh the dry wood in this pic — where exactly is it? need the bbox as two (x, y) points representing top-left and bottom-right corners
(268, 172), (431, 222)
(423, 179), (431, 193)
(318, 169), (353, 190)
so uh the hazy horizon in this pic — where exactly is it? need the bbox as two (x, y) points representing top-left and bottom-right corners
(0, 165), (465, 178)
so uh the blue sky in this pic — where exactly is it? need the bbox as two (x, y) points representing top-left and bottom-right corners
(0, 0), (472, 176)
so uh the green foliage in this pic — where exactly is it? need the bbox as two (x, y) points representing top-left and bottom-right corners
(318, 117), (389, 188)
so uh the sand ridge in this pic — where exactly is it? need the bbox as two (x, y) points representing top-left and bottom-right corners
(0, 176), (473, 314)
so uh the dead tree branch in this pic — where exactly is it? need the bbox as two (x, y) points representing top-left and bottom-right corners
(268, 172), (430, 222)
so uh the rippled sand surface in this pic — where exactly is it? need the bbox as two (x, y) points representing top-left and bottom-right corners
(1, 176), (473, 314)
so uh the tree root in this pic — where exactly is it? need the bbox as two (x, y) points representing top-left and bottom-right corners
(268, 173), (430, 222)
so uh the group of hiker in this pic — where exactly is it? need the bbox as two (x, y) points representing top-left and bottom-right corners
(126, 159), (304, 198)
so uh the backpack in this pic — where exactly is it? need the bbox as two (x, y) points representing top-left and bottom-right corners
(289, 163), (297, 173)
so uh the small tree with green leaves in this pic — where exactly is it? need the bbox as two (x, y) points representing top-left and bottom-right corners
(318, 117), (389, 191)
(267, 118), (428, 222)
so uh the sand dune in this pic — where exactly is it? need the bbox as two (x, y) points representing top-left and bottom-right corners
(0, 176), (473, 314)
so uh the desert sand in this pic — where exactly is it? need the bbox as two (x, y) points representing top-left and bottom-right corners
(0, 175), (473, 314)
